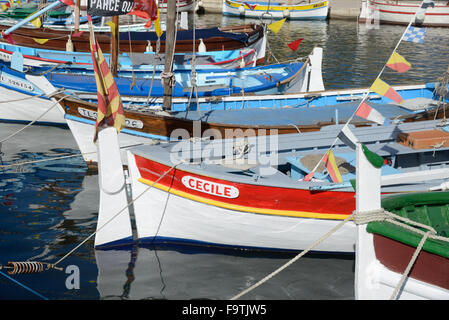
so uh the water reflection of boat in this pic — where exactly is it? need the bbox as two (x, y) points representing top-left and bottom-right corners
(95, 245), (354, 299)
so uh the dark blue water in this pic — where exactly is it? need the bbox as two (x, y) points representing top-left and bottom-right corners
(1, 16), (449, 300)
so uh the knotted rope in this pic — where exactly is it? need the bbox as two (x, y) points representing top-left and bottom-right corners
(353, 208), (448, 300)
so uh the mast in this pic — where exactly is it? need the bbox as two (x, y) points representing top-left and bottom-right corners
(74, 0), (81, 33)
(111, 15), (119, 77)
(162, 0), (176, 111)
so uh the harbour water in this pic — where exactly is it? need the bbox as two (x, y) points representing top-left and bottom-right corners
(1, 16), (449, 301)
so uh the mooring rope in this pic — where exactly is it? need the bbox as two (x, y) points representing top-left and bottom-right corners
(51, 162), (179, 268)
(230, 213), (354, 300)
(0, 270), (48, 300)
(353, 208), (445, 300)
(0, 93), (68, 144)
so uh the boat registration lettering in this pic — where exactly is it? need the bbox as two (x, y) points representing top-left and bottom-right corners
(0, 73), (34, 92)
(0, 52), (11, 62)
(77, 107), (143, 129)
(182, 176), (239, 199)
(313, 1), (326, 8)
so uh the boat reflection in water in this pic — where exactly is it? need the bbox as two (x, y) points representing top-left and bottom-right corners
(94, 244), (355, 300)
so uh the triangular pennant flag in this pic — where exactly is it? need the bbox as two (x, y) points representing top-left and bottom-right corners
(33, 38), (49, 44)
(337, 125), (359, 149)
(105, 21), (116, 38)
(324, 150), (343, 183)
(154, 7), (162, 37)
(370, 78), (404, 104)
(287, 38), (303, 52)
(1, 32), (15, 44)
(267, 18), (286, 34)
(386, 51), (411, 73)
(243, 2), (257, 10)
(303, 171), (315, 181)
(361, 144), (384, 168)
(58, 0), (75, 7)
(72, 31), (85, 37)
(355, 101), (386, 125)
(30, 17), (41, 28)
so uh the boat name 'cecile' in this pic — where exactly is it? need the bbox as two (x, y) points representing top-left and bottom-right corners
(181, 176), (240, 199)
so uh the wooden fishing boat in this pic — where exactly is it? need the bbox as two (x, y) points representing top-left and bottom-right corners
(0, 22), (267, 61)
(37, 60), (306, 96)
(222, 0), (329, 20)
(0, 45), (321, 127)
(354, 140), (449, 299)
(0, 41), (258, 69)
(359, 0), (449, 27)
(92, 116), (449, 250)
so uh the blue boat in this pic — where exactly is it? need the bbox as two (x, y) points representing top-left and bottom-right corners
(24, 60), (307, 97)
(0, 41), (259, 70)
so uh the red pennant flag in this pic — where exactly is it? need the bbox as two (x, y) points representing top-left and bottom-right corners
(72, 31), (85, 37)
(287, 38), (303, 52)
(1, 32), (15, 44)
(243, 2), (257, 10)
(303, 171), (314, 181)
(58, 0), (75, 7)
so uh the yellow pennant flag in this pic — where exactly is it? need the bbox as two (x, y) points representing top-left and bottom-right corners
(267, 18), (286, 34)
(324, 149), (343, 183)
(370, 78), (404, 104)
(33, 38), (49, 44)
(386, 51), (411, 73)
(154, 8), (162, 38)
(30, 17), (41, 28)
(105, 21), (116, 38)
(1, 4), (8, 11)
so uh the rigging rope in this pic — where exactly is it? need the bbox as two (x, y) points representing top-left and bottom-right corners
(0, 92), (67, 144)
(230, 213), (354, 300)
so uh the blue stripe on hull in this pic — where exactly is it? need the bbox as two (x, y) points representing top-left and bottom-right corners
(137, 235), (354, 254)
(94, 236), (134, 249)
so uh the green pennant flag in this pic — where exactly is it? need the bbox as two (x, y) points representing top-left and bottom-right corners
(361, 144), (383, 168)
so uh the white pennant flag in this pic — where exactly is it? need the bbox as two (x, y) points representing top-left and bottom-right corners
(338, 125), (359, 150)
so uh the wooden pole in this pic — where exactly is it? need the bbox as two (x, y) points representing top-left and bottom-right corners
(111, 15), (119, 77)
(74, 0), (81, 33)
(162, 0), (176, 111)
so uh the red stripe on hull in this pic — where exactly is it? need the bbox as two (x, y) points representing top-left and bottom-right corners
(134, 155), (356, 216)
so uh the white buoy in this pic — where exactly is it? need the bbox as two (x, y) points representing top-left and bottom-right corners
(146, 40), (153, 52)
(66, 35), (74, 52)
(239, 56), (245, 68)
(198, 38), (206, 53)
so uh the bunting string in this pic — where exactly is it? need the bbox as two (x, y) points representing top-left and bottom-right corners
(305, 0), (433, 182)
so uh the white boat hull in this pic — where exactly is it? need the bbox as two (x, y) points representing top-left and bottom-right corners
(0, 82), (64, 125)
(360, 0), (449, 27)
(126, 151), (356, 253)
